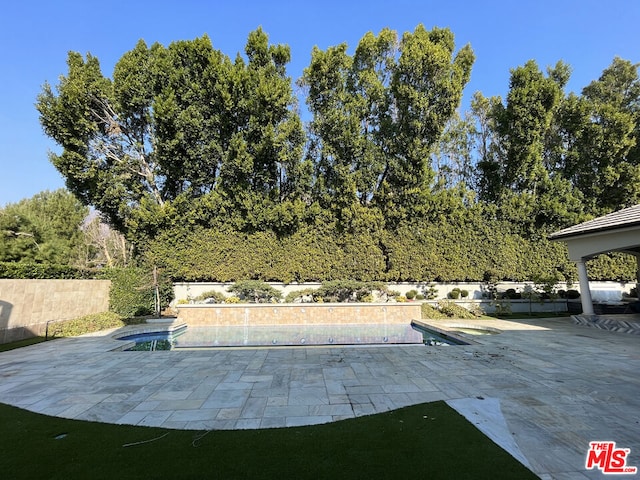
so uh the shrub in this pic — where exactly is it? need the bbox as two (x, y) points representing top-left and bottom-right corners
(460, 289), (469, 298)
(437, 300), (480, 319)
(227, 280), (283, 303)
(448, 288), (460, 299)
(224, 296), (240, 303)
(406, 289), (417, 300)
(421, 303), (447, 319)
(49, 312), (126, 337)
(503, 288), (521, 299)
(285, 288), (318, 303)
(194, 290), (226, 303)
(566, 289), (580, 299)
(424, 284), (439, 300)
(100, 268), (154, 317)
(415, 294), (425, 300)
(314, 280), (386, 303)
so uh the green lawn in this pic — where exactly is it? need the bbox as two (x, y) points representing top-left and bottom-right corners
(0, 337), (48, 353)
(0, 401), (537, 480)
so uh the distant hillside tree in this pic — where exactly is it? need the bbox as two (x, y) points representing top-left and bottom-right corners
(0, 189), (88, 264)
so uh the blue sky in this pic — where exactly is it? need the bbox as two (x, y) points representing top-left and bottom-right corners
(1, 0), (638, 206)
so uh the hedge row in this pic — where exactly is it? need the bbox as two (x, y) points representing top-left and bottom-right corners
(0, 262), (97, 279)
(144, 221), (637, 283)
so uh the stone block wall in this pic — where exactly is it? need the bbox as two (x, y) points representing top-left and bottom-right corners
(176, 303), (422, 326)
(0, 279), (111, 343)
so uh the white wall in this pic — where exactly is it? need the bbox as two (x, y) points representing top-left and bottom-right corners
(173, 280), (636, 303)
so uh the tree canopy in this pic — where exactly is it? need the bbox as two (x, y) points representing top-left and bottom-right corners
(37, 28), (307, 241)
(33, 26), (640, 283)
(0, 189), (88, 264)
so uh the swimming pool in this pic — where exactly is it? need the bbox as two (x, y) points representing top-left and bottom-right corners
(116, 321), (469, 350)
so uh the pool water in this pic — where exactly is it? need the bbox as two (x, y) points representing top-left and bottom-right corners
(118, 322), (470, 350)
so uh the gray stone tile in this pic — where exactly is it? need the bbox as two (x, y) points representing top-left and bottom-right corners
(260, 416), (286, 428)
(287, 387), (328, 406)
(263, 405), (309, 417)
(286, 415), (332, 427)
(217, 408), (242, 420)
(0, 316), (639, 480)
(241, 397), (267, 418)
(168, 407), (220, 422)
(202, 389), (250, 409)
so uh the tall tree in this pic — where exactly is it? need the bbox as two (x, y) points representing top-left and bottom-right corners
(475, 60), (586, 232)
(0, 190), (88, 264)
(470, 92), (504, 202)
(430, 111), (476, 190)
(302, 25), (474, 227)
(37, 29), (306, 240)
(555, 57), (640, 213)
(493, 60), (568, 194)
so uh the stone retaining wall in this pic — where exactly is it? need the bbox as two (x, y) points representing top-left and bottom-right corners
(176, 303), (422, 326)
(0, 279), (111, 344)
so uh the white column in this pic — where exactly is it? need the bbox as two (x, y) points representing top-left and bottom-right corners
(636, 254), (640, 296)
(576, 259), (594, 315)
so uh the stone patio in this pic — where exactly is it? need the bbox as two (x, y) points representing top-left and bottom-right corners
(0, 316), (638, 479)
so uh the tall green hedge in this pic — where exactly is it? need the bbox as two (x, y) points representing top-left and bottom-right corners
(99, 268), (173, 317)
(0, 262), (96, 279)
(145, 221), (636, 283)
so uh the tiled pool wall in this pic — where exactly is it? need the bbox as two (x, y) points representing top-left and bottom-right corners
(176, 303), (422, 326)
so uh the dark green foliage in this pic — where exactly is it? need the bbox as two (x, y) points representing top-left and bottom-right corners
(314, 280), (387, 303)
(449, 288), (461, 299)
(227, 280), (283, 303)
(37, 30), (306, 242)
(194, 290), (226, 303)
(406, 289), (417, 300)
(503, 288), (521, 299)
(566, 289), (581, 299)
(0, 189), (88, 264)
(32, 27), (640, 288)
(99, 268), (172, 317)
(0, 262), (95, 279)
(145, 215), (636, 283)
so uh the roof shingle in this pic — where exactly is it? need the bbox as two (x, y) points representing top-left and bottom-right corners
(549, 204), (640, 240)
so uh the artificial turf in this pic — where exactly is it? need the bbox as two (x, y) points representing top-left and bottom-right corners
(0, 401), (538, 479)
(0, 337), (48, 353)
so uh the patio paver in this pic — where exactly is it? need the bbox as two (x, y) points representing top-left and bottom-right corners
(0, 317), (639, 479)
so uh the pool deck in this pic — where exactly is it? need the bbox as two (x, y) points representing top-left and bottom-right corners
(1, 316), (639, 479)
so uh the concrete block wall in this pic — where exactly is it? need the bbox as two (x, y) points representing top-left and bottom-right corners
(0, 279), (111, 344)
(176, 303), (422, 326)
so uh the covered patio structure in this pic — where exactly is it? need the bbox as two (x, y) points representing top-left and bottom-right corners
(549, 204), (640, 316)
